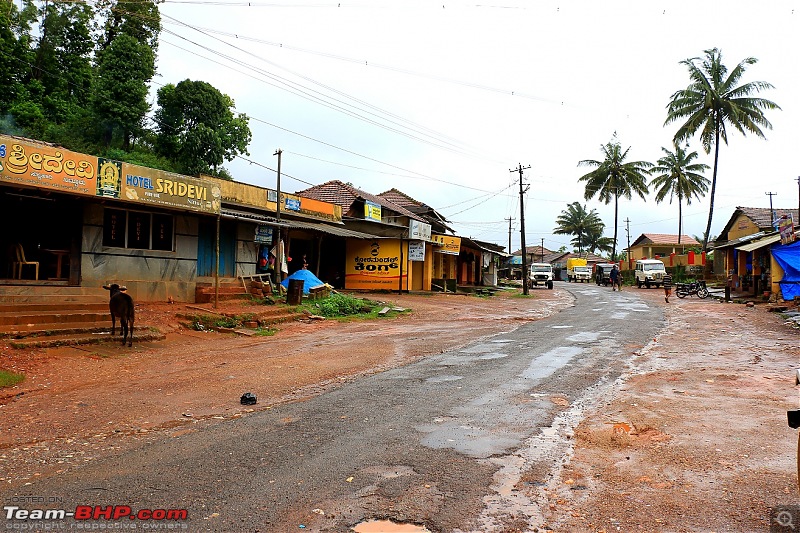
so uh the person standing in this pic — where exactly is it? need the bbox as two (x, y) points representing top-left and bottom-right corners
(610, 265), (620, 291)
(663, 272), (673, 303)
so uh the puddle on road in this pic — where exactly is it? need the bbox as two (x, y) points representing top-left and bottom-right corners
(352, 520), (431, 532)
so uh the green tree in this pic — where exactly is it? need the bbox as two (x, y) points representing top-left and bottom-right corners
(154, 80), (252, 177)
(584, 226), (614, 256)
(650, 143), (710, 244)
(92, 33), (154, 149)
(97, 0), (161, 52)
(578, 135), (652, 260)
(665, 48), (780, 251)
(0, 0), (36, 122)
(553, 201), (604, 254)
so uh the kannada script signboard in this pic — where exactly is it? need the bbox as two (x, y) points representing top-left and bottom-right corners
(0, 135), (97, 195)
(0, 136), (221, 214)
(345, 239), (408, 290)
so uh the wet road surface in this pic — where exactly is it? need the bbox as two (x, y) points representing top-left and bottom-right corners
(4, 284), (663, 532)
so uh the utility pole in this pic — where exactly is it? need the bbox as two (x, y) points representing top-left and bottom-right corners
(505, 217), (514, 255)
(540, 238), (544, 262)
(511, 164), (531, 295)
(274, 149), (283, 287)
(766, 191), (778, 228)
(624, 217), (632, 269)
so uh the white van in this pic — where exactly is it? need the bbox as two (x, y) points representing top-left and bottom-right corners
(529, 263), (554, 289)
(635, 259), (667, 288)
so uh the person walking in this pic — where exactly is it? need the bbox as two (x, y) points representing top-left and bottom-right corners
(610, 264), (621, 291)
(663, 272), (673, 303)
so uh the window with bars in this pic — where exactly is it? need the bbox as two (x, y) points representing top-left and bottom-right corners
(103, 208), (174, 251)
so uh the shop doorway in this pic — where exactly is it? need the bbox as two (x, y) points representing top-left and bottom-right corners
(0, 190), (82, 283)
(197, 218), (236, 277)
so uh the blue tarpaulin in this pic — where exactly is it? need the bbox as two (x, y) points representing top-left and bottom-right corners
(771, 240), (800, 300)
(280, 269), (325, 294)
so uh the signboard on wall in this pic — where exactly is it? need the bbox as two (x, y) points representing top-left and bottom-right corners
(409, 220), (431, 241)
(0, 135), (98, 195)
(408, 240), (425, 261)
(431, 234), (461, 255)
(365, 200), (382, 221)
(779, 215), (796, 244)
(255, 225), (274, 244)
(122, 164), (221, 214)
(346, 239), (408, 290)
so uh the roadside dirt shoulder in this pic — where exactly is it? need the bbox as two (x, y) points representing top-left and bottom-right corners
(0, 288), (571, 488)
(539, 289), (800, 532)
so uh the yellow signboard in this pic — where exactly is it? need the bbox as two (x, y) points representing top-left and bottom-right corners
(345, 239), (408, 290)
(431, 234), (461, 255)
(121, 164), (220, 214)
(0, 135), (97, 195)
(365, 200), (382, 222)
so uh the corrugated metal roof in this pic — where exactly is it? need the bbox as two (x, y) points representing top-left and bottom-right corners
(735, 233), (781, 252)
(286, 219), (383, 239)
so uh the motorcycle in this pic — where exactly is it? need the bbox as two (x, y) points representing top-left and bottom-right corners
(675, 280), (709, 299)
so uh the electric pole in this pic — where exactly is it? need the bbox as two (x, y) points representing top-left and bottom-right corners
(624, 217), (632, 269)
(796, 176), (799, 224)
(274, 149), (283, 286)
(766, 191), (778, 227)
(540, 238), (544, 262)
(511, 164), (531, 295)
(505, 217), (514, 255)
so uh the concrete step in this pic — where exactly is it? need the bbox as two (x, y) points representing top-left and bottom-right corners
(7, 329), (166, 349)
(0, 320), (113, 338)
(0, 310), (110, 327)
(0, 302), (108, 313)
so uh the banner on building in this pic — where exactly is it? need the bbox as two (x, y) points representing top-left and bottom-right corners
(409, 220), (431, 241)
(408, 240), (425, 261)
(0, 135), (97, 196)
(346, 239), (408, 290)
(779, 215), (796, 245)
(121, 164), (220, 214)
(431, 234), (461, 255)
(365, 200), (382, 222)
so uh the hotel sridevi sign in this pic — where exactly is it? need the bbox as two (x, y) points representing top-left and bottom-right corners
(0, 135), (220, 214)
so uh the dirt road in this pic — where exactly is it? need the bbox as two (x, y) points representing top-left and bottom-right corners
(1, 285), (798, 531)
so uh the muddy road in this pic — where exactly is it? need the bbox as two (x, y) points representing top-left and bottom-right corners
(1, 285), (664, 532)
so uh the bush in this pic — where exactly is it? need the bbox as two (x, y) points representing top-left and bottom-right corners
(313, 294), (377, 317)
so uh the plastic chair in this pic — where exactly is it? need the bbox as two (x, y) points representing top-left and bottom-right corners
(13, 244), (39, 280)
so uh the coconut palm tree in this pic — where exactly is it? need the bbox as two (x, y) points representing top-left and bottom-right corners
(578, 135), (652, 260)
(650, 143), (710, 244)
(553, 201), (604, 254)
(584, 226), (614, 257)
(665, 47), (780, 251)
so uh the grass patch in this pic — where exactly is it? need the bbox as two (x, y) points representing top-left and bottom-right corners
(189, 313), (257, 331)
(300, 293), (385, 320)
(253, 327), (277, 336)
(0, 370), (25, 388)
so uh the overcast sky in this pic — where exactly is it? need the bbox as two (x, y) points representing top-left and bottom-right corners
(154, 0), (799, 253)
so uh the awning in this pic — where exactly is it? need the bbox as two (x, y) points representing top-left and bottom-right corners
(285, 219), (381, 239)
(220, 207), (291, 227)
(735, 233), (781, 252)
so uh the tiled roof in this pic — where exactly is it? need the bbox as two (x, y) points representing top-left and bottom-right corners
(511, 245), (552, 256)
(377, 188), (423, 209)
(631, 233), (700, 247)
(296, 180), (424, 221)
(737, 207), (799, 230)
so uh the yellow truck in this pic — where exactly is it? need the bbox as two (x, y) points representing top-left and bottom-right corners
(566, 258), (591, 283)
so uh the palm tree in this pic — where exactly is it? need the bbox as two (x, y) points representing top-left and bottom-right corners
(553, 201), (604, 254)
(578, 135), (652, 260)
(665, 48), (780, 251)
(584, 226), (614, 257)
(650, 143), (710, 244)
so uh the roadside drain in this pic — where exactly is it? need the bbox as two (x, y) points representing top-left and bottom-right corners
(352, 520), (431, 532)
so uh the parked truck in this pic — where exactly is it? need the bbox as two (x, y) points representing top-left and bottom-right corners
(566, 258), (591, 283)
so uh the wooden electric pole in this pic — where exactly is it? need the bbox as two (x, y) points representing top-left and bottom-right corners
(274, 149), (283, 286)
(505, 217), (514, 255)
(511, 164), (531, 295)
